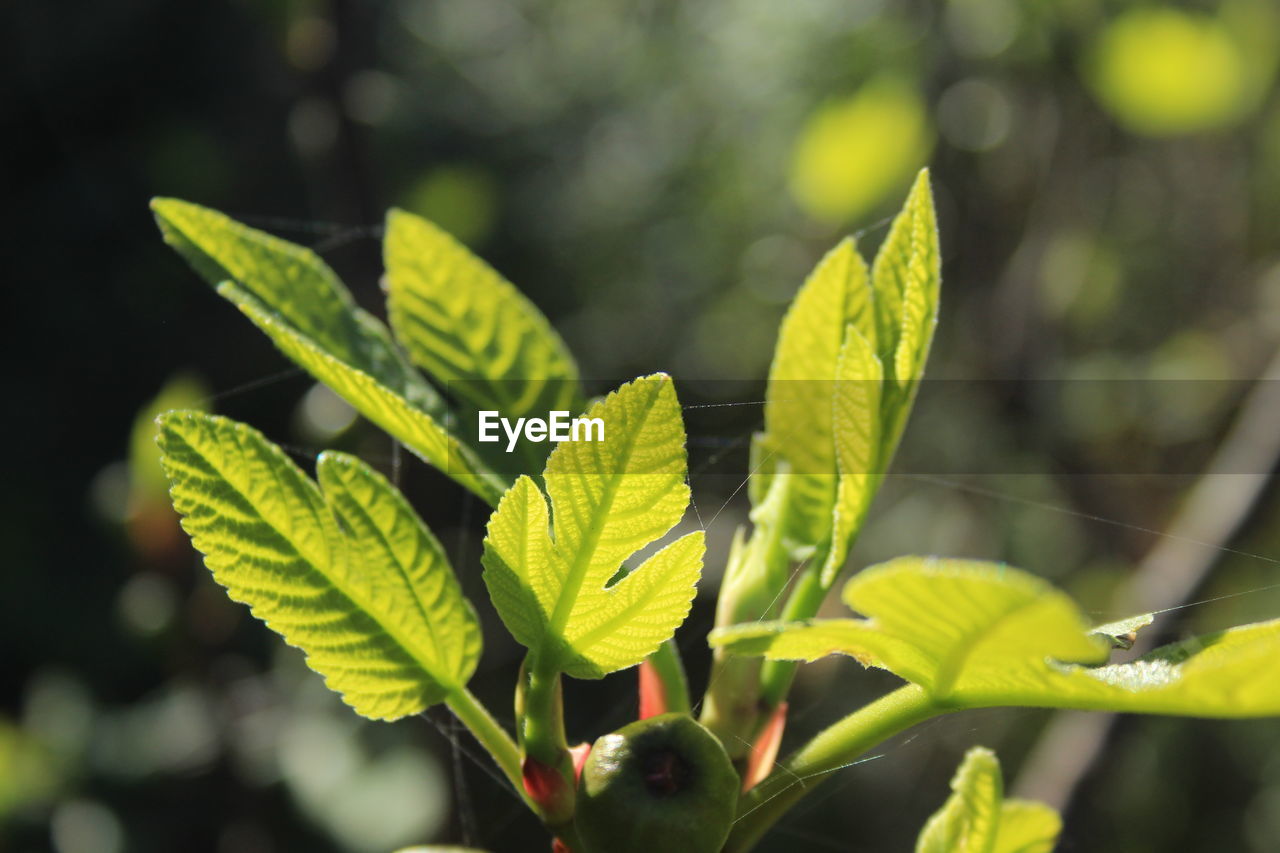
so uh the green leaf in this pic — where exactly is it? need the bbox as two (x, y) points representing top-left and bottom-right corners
(870, 169), (940, 451)
(916, 747), (1002, 853)
(152, 198), (440, 414)
(759, 238), (874, 556)
(752, 172), (939, 586)
(993, 801), (1062, 853)
(481, 375), (704, 678)
(916, 747), (1061, 853)
(710, 557), (1280, 716)
(221, 283), (505, 506)
(821, 326), (883, 587)
(384, 209), (583, 422)
(157, 411), (481, 720)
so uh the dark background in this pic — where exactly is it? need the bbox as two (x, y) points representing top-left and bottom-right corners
(5, 1), (1280, 851)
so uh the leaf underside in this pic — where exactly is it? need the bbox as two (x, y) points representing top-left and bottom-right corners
(153, 199), (507, 505)
(917, 747), (1061, 853)
(712, 557), (1280, 717)
(384, 208), (582, 420)
(158, 411), (480, 720)
(481, 375), (705, 678)
(752, 169), (939, 587)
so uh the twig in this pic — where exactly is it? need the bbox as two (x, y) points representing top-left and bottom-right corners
(1012, 350), (1280, 811)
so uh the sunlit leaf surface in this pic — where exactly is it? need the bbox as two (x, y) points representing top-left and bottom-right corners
(158, 412), (480, 720)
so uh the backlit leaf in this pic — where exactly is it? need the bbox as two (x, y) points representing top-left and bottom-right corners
(711, 557), (1280, 716)
(481, 375), (704, 678)
(993, 801), (1062, 853)
(758, 239), (873, 557)
(870, 170), (941, 454)
(916, 747), (1002, 853)
(916, 747), (1061, 853)
(158, 411), (480, 720)
(222, 283), (505, 506)
(152, 198), (440, 414)
(821, 326), (883, 586)
(385, 209), (582, 421)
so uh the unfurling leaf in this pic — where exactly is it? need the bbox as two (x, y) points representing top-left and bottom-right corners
(753, 170), (939, 586)
(158, 411), (480, 720)
(916, 747), (1002, 853)
(711, 557), (1280, 717)
(871, 168), (941, 452)
(916, 747), (1061, 853)
(755, 238), (873, 557)
(481, 375), (704, 678)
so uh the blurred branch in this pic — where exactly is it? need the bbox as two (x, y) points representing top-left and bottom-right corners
(1012, 348), (1280, 811)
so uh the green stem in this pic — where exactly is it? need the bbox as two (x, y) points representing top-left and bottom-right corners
(521, 653), (569, 761)
(758, 557), (828, 707)
(648, 638), (691, 714)
(724, 685), (941, 852)
(701, 519), (793, 756)
(445, 687), (527, 802)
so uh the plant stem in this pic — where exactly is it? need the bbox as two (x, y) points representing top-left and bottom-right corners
(724, 684), (940, 852)
(756, 568), (827, 707)
(647, 638), (691, 714)
(521, 654), (569, 761)
(445, 687), (527, 803)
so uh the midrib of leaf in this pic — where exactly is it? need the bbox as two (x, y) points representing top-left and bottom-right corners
(545, 380), (662, 644)
(328, 471), (448, 677)
(922, 589), (1039, 699)
(179, 431), (463, 693)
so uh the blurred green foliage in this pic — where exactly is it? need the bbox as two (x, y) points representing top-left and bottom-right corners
(7, 0), (1280, 851)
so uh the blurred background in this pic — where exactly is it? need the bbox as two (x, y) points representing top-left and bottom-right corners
(6, 0), (1280, 850)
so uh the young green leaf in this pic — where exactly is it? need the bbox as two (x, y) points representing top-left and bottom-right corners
(157, 411), (480, 720)
(821, 326), (883, 586)
(870, 169), (941, 451)
(152, 198), (440, 415)
(916, 747), (1002, 853)
(752, 171), (939, 586)
(221, 282), (505, 506)
(711, 557), (1280, 716)
(916, 747), (1061, 853)
(758, 238), (874, 557)
(992, 801), (1062, 853)
(384, 209), (583, 420)
(481, 375), (704, 678)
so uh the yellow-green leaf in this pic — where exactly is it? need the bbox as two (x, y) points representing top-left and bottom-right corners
(993, 801), (1062, 853)
(916, 747), (1002, 853)
(385, 209), (582, 421)
(481, 375), (704, 678)
(821, 325), (883, 587)
(152, 198), (439, 414)
(222, 282), (505, 506)
(158, 411), (480, 720)
(711, 557), (1280, 717)
(871, 170), (940, 403)
(917, 747), (1062, 853)
(759, 238), (873, 556)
